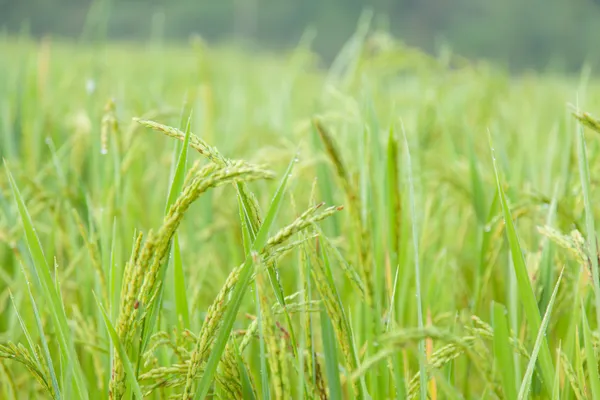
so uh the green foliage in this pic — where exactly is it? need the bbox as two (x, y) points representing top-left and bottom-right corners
(2, 30), (600, 399)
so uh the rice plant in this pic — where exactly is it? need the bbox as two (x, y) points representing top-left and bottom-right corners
(2, 29), (600, 399)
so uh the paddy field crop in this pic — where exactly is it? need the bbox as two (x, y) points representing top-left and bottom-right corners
(2, 29), (600, 399)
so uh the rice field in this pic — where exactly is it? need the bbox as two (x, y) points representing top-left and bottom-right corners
(2, 30), (600, 399)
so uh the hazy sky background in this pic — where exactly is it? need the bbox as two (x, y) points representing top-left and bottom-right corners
(2, 0), (600, 72)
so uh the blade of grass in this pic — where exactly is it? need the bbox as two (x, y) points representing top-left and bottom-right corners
(473, 191), (499, 312)
(575, 116), (600, 329)
(518, 268), (563, 399)
(321, 310), (342, 399)
(468, 133), (486, 226)
(552, 343), (561, 400)
(402, 124), (427, 400)
(574, 326), (585, 398)
(386, 123), (402, 338)
(94, 293), (143, 399)
(170, 112), (192, 328)
(581, 301), (600, 399)
(311, 121), (339, 235)
(489, 136), (555, 392)
(233, 336), (256, 400)
(172, 234), (190, 328)
(538, 188), (558, 314)
(165, 112), (193, 214)
(194, 156), (297, 400)
(492, 302), (517, 400)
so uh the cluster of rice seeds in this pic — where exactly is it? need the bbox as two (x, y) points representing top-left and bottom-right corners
(0, 343), (55, 398)
(100, 98), (120, 155)
(142, 330), (194, 369)
(111, 231), (146, 398)
(572, 110), (600, 135)
(134, 119), (225, 165)
(560, 350), (586, 399)
(71, 306), (107, 390)
(141, 294), (282, 397)
(180, 205), (342, 398)
(139, 363), (189, 394)
(538, 225), (592, 281)
(406, 341), (473, 399)
(138, 291), (319, 397)
(109, 158), (274, 398)
(262, 203), (342, 256)
(374, 319), (533, 399)
(467, 315), (530, 360)
(215, 339), (248, 398)
(135, 119), (264, 241)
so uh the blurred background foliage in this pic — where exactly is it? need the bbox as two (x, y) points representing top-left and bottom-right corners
(2, 0), (600, 73)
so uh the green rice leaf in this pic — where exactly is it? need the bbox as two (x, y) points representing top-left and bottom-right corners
(169, 113), (193, 329)
(172, 234), (190, 328)
(581, 302), (600, 399)
(402, 125), (427, 400)
(233, 337), (256, 400)
(517, 268), (563, 399)
(492, 302), (517, 400)
(321, 310), (342, 399)
(575, 117), (600, 329)
(490, 137), (555, 392)
(468, 133), (486, 225)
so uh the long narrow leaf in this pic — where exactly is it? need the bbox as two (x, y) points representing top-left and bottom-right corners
(492, 302), (517, 400)
(170, 113), (193, 328)
(321, 310), (342, 399)
(576, 118), (600, 328)
(582, 302), (600, 399)
(402, 125), (427, 400)
(233, 337), (256, 400)
(518, 269), (563, 399)
(172, 234), (190, 328)
(490, 138), (555, 392)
